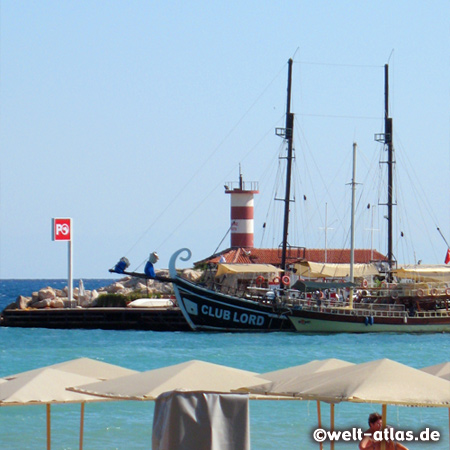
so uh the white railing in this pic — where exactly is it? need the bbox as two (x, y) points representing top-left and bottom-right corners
(290, 299), (450, 319)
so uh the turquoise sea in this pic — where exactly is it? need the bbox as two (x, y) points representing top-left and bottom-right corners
(0, 280), (449, 450)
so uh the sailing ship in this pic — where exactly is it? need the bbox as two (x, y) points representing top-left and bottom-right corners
(113, 61), (450, 333)
(287, 64), (450, 332)
(167, 59), (300, 331)
(168, 62), (450, 333)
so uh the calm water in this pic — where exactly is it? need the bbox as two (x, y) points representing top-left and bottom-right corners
(0, 280), (449, 449)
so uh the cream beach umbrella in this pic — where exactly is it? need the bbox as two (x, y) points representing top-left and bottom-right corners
(244, 359), (450, 450)
(421, 362), (450, 381)
(260, 358), (354, 383)
(3, 357), (137, 381)
(0, 358), (137, 450)
(237, 358), (354, 450)
(68, 359), (270, 401)
(420, 362), (450, 449)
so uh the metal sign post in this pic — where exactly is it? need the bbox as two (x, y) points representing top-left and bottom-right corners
(52, 218), (73, 305)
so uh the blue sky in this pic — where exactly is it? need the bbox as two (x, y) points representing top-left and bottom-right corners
(1, 1), (449, 278)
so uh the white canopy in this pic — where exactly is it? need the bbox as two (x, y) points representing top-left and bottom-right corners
(0, 358), (138, 450)
(69, 360), (270, 401)
(216, 263), (281, 277)
(420, 362), (450, 381)
(295, 261), (379, 279)
(392, 265), (450, 282)
(1, 357), (137, 404)
(259, 358), (354, 383)
(242, 358), (450, 407)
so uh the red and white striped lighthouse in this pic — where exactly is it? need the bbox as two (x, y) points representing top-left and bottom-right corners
(225, 171), (259, 248)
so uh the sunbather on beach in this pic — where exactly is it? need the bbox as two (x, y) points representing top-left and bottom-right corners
(359, 412), (409, 450)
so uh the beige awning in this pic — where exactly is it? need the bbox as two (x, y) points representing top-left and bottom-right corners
(216, 263), (281, 277)
(421, 362), (450, 381)
(1, 358), (137, 403)
(294, 261), (379, 279)
(235, 359), (354, 393)
(392, 265), (450, 282)
(241, 358), (450, 407)
(69, 360), (271, 401)
(0, 358), (138, 450)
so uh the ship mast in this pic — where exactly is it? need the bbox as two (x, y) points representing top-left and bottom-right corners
(375, 64), (395, 277)
(348, 142), (357, 309)
(385, 64), (394, 271)
(276, 58), (294, 274)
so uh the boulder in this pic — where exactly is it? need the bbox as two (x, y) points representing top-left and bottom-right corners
(109, 283), (125, 293)
(16, 295), (31, 310)
(136, 282), (149, 292)
(120, 276), (136, 289)
(156, 269), (170, 278)
(3, 302), (17, 311)
(39, 287), (56, 301)
(78, 289), (100, 307)
(50, 298), (65, 308)
(33, 299), (51, 309)
(182, 269), (203, 282)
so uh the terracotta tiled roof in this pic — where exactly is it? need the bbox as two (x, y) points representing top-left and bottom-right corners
(195, 247), (387, 267)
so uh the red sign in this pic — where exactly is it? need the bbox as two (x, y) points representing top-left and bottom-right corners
(53, 218), (72, 241)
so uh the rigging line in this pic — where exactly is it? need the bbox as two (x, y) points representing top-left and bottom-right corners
(295, 117), (352, 234)
(122, 63), (289, 257)
(241, 114), (286, 168)
(213, 222), (235, 255)
(297, 113), (381, 120)
(154, 151), (261, 253)
(395, 133), (441, 227)
(394, 176), (416, 264)
(294, 60), (383, 69)
(258, 144), (284, 245)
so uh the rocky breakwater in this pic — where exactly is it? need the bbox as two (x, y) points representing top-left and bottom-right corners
(3, 269), (203, 311)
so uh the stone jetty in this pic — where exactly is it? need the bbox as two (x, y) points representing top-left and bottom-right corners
(4, 269), (202, 311)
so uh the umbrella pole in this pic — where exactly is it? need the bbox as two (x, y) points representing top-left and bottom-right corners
(316, 401), (323, 450)
(380, 404), (387, 450)
(330, 403), (335, 450)
(79, 402), (85, 450)
(46, 403), (51, 450)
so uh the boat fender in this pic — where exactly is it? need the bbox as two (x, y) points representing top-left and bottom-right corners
(403, 315), (408, 324)
(256, 276), (265, 285)
(369, 316), (374, 325)
(282, 275), (290, 286)
(364, 316), (369, 326)
(272, 277), (281, 285)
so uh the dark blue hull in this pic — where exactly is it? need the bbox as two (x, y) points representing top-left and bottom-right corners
(173, 276), (294, 332)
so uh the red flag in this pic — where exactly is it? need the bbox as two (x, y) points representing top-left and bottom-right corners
(445, 248), (450, 264)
